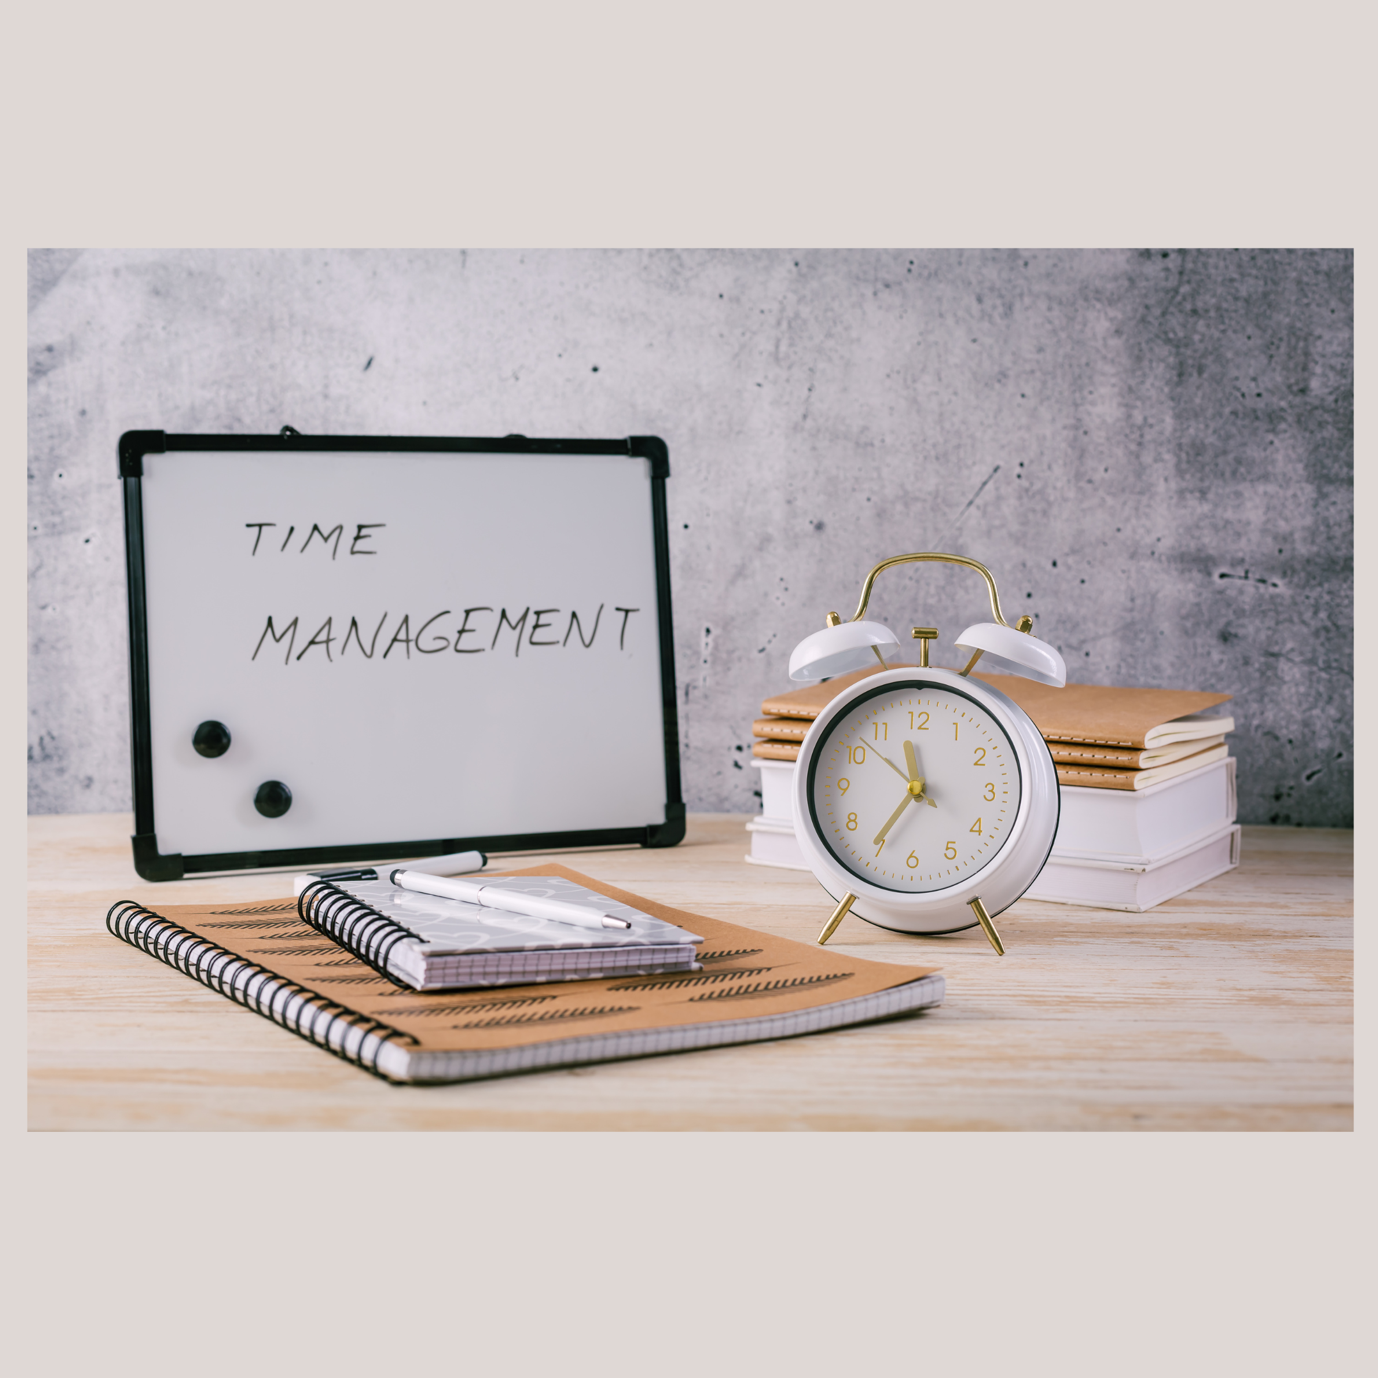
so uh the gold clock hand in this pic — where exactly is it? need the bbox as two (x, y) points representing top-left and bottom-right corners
(900, 741), (937, 806)
(873, 789), (916, 845)
(903, 739), (920, 783)
(871, 748), (911, 785)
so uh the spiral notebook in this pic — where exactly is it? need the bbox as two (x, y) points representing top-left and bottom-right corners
(105, 864), (945, 1085)
(293, 873), (703, 990)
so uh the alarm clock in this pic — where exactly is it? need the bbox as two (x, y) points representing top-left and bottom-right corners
(787, 553), (1067, 955)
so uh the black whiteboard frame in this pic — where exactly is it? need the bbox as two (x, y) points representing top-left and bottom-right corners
(119, 429), (685, 881)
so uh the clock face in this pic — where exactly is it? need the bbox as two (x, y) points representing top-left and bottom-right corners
(806, 681), (1023, 894)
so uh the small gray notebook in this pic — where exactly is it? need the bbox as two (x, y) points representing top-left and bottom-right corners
(293, 873), (703, 992)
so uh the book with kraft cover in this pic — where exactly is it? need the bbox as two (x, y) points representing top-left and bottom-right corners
(106, 864), (945, 1084)
(753, 668), (1234, 789)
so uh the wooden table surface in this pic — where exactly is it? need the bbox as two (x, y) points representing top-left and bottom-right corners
(28, 812), (1352, 1131)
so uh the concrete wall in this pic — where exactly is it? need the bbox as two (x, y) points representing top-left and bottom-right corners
(28, 248), (1352, 827)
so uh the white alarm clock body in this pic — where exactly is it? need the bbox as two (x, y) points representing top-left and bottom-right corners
(792, 667), (1059, 934)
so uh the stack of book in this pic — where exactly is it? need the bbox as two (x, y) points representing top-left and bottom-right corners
(745, 666), (1240, 913)
(106, 861), (947, 1084)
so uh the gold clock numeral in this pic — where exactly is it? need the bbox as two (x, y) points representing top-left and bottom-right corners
(874, 841), (885, 857)
(838, 777), (850, 794)
(846, 813), (858, 831)
(984, 781), (996, 801)
(906, 850), (920, 868)
(847, 745), (867, 765)
(973, 747), (986, 766)
(944, 840), (957, 860)
(908, 710), (930, 730)
(873, 722), (889, 742)
(953, 722), (959, 740)
(970, 817), (982, 835)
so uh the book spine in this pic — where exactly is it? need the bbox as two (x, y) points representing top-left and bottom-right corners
(297, 880), (423, 986)
(751, 741), (800, 761)
(106, 900), (414, 1079)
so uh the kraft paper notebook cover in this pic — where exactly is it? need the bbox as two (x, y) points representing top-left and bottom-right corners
(1053, 743), (1229, 790)
(761, 669), (1231, 750)
(760, 663), (920, 720)
(753, 716), (812, 742)
(752, 740), (803, 761)
(751, 730), (1231, 774)
(1046, 736), (1227, 769)
(748, 722), (1230, 764)
(969, 675), (1232, 748)
(106, 863), (945, 1084)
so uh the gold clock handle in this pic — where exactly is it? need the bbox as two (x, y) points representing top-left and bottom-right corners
(849, 552), (1012, 628)
(968, 896), (1005, 955)
(817, 892), (856, 946)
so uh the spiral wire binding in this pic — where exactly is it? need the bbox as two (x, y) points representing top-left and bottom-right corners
(106, 899), (416, 1081)
(296, 880), (424, 987)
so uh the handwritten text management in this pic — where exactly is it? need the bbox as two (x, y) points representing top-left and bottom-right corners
(251, 605), (642, 664)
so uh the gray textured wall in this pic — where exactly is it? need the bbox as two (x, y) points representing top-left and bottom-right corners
(28, 248), (1352, 826)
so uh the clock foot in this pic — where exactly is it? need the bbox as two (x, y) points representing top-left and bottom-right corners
(968, 896), (1005, 955)
(817, 892), (857, 946)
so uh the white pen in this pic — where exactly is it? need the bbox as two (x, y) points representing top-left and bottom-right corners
(293, 849), (487, 895)
(388, 869), (633, 931)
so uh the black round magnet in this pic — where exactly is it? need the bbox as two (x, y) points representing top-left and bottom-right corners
(254, 780), (292, 818)
(192, 720), (232, 758)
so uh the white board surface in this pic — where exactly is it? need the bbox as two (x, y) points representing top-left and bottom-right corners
(138, 450), (670, 857)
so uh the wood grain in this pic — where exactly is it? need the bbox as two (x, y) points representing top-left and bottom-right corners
(28, 813), (1352, 1131)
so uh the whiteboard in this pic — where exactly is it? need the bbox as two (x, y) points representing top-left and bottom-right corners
(121, 433), (682, 878)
